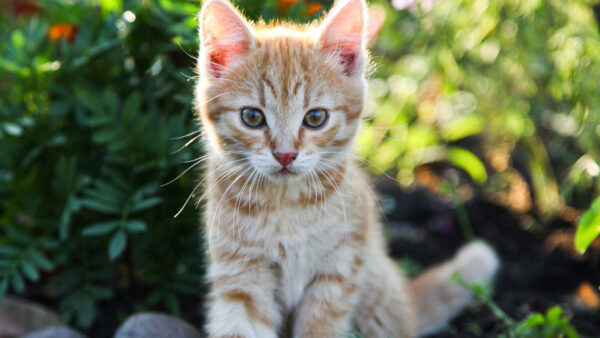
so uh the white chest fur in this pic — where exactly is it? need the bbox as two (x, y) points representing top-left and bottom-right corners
(251, 202), (351, 310)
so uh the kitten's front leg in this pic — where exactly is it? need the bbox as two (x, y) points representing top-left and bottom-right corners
(293, 246), (362, 338)
(206, 246), (279, 338)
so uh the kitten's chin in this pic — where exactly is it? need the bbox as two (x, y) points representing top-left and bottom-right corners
(264, 169), (305, 184)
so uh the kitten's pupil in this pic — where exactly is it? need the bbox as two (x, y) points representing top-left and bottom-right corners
(241, 107), (265, 128)
(303, 109), (328, 129)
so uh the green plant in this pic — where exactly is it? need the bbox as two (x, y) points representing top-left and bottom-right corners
(511, 306), (579, 338)
(452, 272), (579, 338)
(575, 196), (600, 253)
(439, 171), (475, 241)
(0, 0), (206, 328)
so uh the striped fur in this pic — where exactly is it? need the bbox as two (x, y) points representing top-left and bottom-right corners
(195, 0), (499, 337)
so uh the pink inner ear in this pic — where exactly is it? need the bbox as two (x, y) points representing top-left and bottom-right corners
(338, 51), (358, 76)
(205, 40), (248, 77)
(366, 7), (385, 42)
(318, 0), (366, 76)
(200, 0), (253, 77)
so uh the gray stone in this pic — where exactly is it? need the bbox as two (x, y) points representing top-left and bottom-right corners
(0, 297), (61, 337)
(114, 312), (202, 338)
(21, 326), (87, 338)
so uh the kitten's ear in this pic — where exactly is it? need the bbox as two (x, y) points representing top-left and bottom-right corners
(199, 0), (254, 78)
(317, 0), (367, 76)
(366, 6), (385, 44)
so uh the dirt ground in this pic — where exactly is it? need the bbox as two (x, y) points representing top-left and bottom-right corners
(379, 178), (600, 337)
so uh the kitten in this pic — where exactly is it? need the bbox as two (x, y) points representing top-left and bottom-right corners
(194, 0), (499, 337)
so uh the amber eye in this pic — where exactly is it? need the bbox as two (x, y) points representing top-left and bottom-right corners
(303, 109), (328, 129)
(241, 108), (266, 128)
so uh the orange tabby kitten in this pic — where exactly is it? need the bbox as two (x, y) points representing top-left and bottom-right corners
(195, 0), (499, 337)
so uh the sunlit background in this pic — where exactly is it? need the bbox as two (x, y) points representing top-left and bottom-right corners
(1, 0), (599, 337)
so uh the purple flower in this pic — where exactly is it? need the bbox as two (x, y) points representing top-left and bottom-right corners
(392, 0), (416, 10)
(392, 0), (439, 11)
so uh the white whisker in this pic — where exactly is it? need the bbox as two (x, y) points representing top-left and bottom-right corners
(170, 129), (202, 140)
(210, 165), (253, 240)
(205, 92), (231, 103)
(171, 133), (202, 154)
(175, 160), (246, 218)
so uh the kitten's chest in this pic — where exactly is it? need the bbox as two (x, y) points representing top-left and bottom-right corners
(274, 235), (330, 310)
(259, 208), (345, 310)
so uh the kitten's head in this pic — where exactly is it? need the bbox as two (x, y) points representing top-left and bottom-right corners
(196, 0), (383, 183)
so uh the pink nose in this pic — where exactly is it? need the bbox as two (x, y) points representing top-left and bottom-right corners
(272, 152), (297, 167)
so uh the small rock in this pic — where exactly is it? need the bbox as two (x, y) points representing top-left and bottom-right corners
(114, 313), (202, 338)
(0, 296), (61, 337)
(21, 326), (87, 338)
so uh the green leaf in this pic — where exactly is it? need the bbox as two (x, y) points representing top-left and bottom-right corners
(104, 169), (133, 191)
(99, 0), (122, 15)
(84, 114), (113, 127)
(122, 92), (141, 118)
(76, 297), (96, 328)
(524, 313), (545, 328)
(131, 182), (160, 200)
(50, 99), (73, 117)
(74, 87), (105, 115)
(164, 293), (180, 315)
(59, 196), (81, 240)
(6, 228), (31, 245)
(87, 179), (126, 201)
(108, 230), (127, 261)
(130, 197), (162, 213)
(82, 221), (119, 237)
(11, 273), (25, 293)
(0, 244), (20, 256)
(104, 89), (119, 114)
(447, 147), (488, 185)
(80, 198), (121, 215)
(92, 127), (119, 145)
(20, 260), (40, 282)
(124, 220), (147, 233)
(11, 30), (25, 48)
(546, 305), (563, 323)
(29, 250), (55, 271)
(441, 114), (484, 141)
(88, 285), (113, 299)
(575, 197), (600, 253)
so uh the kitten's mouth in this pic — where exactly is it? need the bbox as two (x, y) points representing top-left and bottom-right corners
(266, 167), (302, 182)
(276, 166), (301, 176)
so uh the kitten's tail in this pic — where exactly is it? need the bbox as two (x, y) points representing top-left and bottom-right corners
(408, 241), (500, 337)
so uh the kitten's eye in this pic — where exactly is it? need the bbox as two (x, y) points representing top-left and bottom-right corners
(241, 108), (266, 128)
(303, 109), (328, 129)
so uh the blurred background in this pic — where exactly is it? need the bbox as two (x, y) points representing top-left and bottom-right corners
(1, 0), (600, 337)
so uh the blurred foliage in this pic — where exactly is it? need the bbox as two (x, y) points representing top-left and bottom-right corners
(512, 306), (579, 338)
(1, 0), (599, 332)
(0, 0), (209, 329)
(359, 0), (600, 222)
